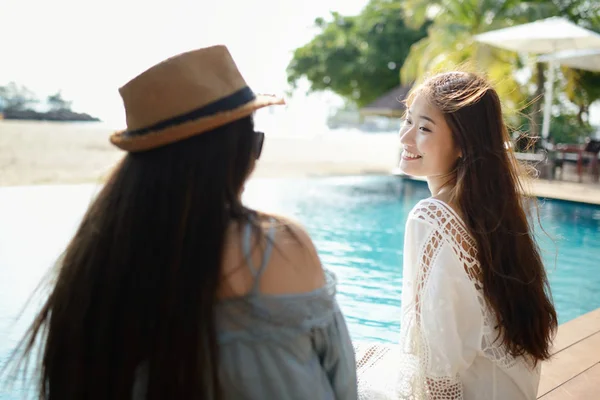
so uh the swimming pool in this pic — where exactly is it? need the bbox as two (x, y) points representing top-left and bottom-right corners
(243, 176), (600, 341)
(1, 176), (599, 396)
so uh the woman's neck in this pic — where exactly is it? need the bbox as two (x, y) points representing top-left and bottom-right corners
(427, 174), (456, 198)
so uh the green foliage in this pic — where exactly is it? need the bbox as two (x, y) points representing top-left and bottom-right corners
(399, 0), (559, 112)
(399, 0), (600, 126)
(0, 82), (38, 111)
(286, 0), (428, 107)
(0, 85), (75, 114)
(47, 91), (73, 111)
(550, 0), (600, 28)
(516, 101), (596, 144)
(559, 15), (600, 127)
(546, 113), (595, 144)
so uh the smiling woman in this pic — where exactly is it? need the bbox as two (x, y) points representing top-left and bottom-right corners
(399, 95), (462, 191)
(357, 71), (557, 400)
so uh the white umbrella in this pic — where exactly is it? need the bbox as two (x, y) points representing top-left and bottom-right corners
(474, 17), (600, 138)
(474, 17), (600, 53)
(538, 49), (600, 72)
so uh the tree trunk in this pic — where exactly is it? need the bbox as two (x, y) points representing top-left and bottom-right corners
(577, 104), (590, 127)
(577, 105), (584, 127)
(530, 62), (545, 139)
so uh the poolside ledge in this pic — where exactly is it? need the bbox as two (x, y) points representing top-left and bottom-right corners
(392, 169), (600, 206)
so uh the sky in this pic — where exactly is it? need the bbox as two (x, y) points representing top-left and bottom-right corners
(1, 0), (368, 127)
(2, 0), (599, 129)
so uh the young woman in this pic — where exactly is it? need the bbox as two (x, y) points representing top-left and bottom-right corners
(356, 71), (557, 400)
(7, 45), (357, 400)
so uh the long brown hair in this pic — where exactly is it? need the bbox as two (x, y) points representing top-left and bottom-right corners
(410, 71), (557, 362)
(6, 116), (263, 399)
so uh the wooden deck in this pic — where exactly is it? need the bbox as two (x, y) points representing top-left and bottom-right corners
(538, 309), (600, 399)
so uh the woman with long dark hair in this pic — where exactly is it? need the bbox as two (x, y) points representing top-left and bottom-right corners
(356, 71), (557, 400)
(7, 45), (357, 400)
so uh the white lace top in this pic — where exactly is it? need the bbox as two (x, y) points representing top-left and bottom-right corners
(355, 198), (540, 400)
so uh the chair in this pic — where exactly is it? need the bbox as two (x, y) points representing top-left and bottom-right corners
(554, 138), (600, 182)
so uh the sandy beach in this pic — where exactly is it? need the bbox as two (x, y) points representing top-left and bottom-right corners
(0, 120), (400, 186)
(2, 120), (600, 205)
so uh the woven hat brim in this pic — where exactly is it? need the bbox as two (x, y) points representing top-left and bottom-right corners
(110, 95), (285, 152)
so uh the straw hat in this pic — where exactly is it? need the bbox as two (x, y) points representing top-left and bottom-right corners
(110, 45), (285, 152)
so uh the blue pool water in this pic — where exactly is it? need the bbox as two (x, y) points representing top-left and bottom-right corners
(1, 175), (600, 396)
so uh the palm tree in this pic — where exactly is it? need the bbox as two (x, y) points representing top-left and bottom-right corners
(399, 0), (557, 121)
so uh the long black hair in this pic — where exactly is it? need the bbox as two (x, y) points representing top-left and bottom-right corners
(7, 116), (263, 399)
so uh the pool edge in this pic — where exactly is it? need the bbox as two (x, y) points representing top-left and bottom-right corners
(391, 170), (600, 207)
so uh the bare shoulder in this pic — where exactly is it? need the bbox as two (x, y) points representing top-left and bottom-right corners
(258, 212), (326, 295)
(264, 213), (321, 269)
(268, 214), (316, 248)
